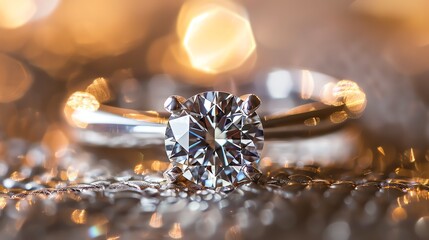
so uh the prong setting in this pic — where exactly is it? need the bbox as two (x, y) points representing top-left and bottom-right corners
(163, 166), (183, 183)
(164, 95), (186, 114)
(243, 164), (262, 182)
(164, 91), (264, 191)
(240, 94), (261, 115)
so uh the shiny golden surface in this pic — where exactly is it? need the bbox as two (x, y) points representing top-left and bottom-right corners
(65, 91), (100, 112)
(85, 77), (112, 103)
(64, 91), (100, 128)
(71, 209), (87, 224)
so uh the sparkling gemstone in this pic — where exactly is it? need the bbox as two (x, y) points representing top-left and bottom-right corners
(164, 91), (264, 190)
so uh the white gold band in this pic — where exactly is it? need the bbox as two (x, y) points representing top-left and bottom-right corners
(63, 69), (366, 148)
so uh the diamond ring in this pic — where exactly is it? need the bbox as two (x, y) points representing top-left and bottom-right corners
(64, 70), (367, 191)
(163, 91), (264, 191)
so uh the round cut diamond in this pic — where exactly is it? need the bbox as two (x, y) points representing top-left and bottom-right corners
(164, 91), (264, 190)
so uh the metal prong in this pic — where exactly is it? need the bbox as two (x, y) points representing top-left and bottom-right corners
(243, 164), (262, 182)
(164, 95), (186, 113)
(163, 166), (183, 183)
(240, 94), (261, 115)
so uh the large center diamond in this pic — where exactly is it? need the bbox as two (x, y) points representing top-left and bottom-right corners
(164, 91), (264, 189)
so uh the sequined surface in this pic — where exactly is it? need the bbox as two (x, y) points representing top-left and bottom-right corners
(0, 138), (427, 240)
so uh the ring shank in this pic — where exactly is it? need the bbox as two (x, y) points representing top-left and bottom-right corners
(68, 101), (350, 148)
(64, 69), (364, 148)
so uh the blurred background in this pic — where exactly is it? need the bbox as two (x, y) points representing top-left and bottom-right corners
(1, 0), (429, 239)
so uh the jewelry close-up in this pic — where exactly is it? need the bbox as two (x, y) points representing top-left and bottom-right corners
(64, 70), (367, 191)
(3, 1), (429, 240)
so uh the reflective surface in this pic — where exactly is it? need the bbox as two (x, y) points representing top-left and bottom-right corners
(164, 91), (264, 190)
(0, 140), (429, 239)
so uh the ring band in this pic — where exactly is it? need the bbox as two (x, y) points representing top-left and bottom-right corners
(64, 70), (366, 148)
(63, 69), (366, 190)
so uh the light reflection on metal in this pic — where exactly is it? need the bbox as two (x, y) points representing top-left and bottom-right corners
(300, 70), (315, 100)
(333, 80), (367, 116)
(377, 146), (385, 156)
(177, 0), (256, 74)
(66, 69), (367, 149)
(64, 91), (100, 128)
(71, 209), (87, 224)
(107, 236), (120, 240)
(396, 148), (422, 174)
(168, 222), (183, 239)
(134, 163), (145, 175)
(66, 91), (100, 112)
(409, 148), (416, 163)
(85, 77), (112, 103)
(0, 54), (33, 103)
(266, 70), (293, 99)
(329, 111), (348, 124)
(0, 197), (7, 209)
(304, 117), (320, 127)
(10, 171), (26, 181)
(149, 213), (163, 228)
(262, 127), (362, 168)
(15, 200), (25, 211)
(321, 82), (337, 105)
(67, 166), (79, 182)
(123, 111), (165, 124)
(261, 69), (366, 129)
(397, 190), (429, 207)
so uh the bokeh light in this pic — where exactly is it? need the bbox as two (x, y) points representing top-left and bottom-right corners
(177, 0), (256, 74)
(0, 0), (36, 29)
(352, 0), (429, 74)
(0, 0), (59, 29)
(0, 53), (33, 103)
(61, 0), (147, 58)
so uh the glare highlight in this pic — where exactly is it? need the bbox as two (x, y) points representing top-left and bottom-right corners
(177, 1), (256, 74)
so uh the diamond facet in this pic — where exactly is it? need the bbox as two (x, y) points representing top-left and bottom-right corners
(164, 91), (264, 190)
